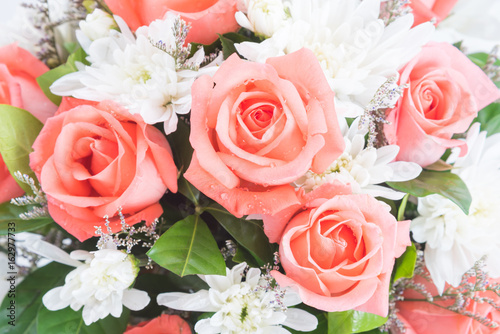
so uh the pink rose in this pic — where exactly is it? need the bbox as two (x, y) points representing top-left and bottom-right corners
(30, 98), (178, 241)
(409, 0), (458, 26)
(385, 42), (500, 167)
(264, 182), (411, 317)
(104, 0), (239, 44)
(184, 49), (345, 218)
(125, 314), (192, 334)
(0, 43), (57, 123)
(0, 43), (58, 203)
(0, 156), (24, 204)
(394, 273), (500, 334)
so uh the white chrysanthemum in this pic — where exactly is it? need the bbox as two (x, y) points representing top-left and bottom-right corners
(23, 237), (149, 325)
(235, 0), (434, 117)
(157, 262), (317, 334)
(432, 0), (500, 53)
(411, 123), (500, 294)
(79, 8), (117, 41)
(51, 15), (216, 134)
(295, 117), (422, 199)
(235, 0), (290, 38)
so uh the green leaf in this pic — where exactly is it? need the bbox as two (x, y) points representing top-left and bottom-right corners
(357, 329), (384, 334)
(484, 113), (500, 136)
(328, 311), (387, 334)
(0, 105), (44, 195)
(393, 243), (417, 282)
(387, 170), (472, 215)
(36, 48), (88, 105)
(424, 159), (453, 171)
(218, 32), (258, 59)
(0, 202), (53, 234)
(177, 176), (200, 206)
(219, 34), (239, 60)
(133, 273), (209, 318)
(147, 215), (226, 276)
(167, 119), (193, 172)
(0, 262), (73, 334)
(37, 306), (129, 334)
(205, 204), (274, 266)
(468, 52), (489, 67)
(474, 102), (500, 135)
(232, 244), (260, 268)
(166, 120), (200, 204)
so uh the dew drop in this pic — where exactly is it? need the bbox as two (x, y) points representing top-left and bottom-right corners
(220, 193), (229, 200)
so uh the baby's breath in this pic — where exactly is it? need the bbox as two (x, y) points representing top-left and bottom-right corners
(94, 208), (160, 269)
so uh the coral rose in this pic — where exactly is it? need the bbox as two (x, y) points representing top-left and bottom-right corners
(385, 42), (500, 167)
(0, 43), (58, 203)
(103, 0), (239, 44)
(394, 272), (500, 334)
(125, 314), (192, 334)
(29, 98), (177, 241)
(184, 49), (345, 217)
(264, 182), (411, 316)
(409, 0), (458, 26)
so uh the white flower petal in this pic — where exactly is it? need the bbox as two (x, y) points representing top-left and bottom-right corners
(23, 237), (82, 267)
(157, 290), (217, 312)
(122, 288), (150, 311)
(363, 185), (406, 200)
(387, 161), (422, 182)
(283, 308), (319, 331)
(282, 288), (302, 307)
(194, 318), (221, 334)
(43, 287), (71, 311)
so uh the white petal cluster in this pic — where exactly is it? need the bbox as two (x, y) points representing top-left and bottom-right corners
(157, 262), (317, 334)
(51, 14), (215, 134)
(79, 8), (117, 41)
(235, 0), (434, 117)
(41, 246), (150, 325)
(295, 117), (422, 199)
(411, 124), (500, 293)
(433, 0), (500, 53)
(235, 0), (290, 38)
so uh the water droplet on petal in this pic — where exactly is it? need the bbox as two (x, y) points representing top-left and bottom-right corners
(220, 193), (229, 200)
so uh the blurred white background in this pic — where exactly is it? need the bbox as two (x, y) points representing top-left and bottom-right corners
(1, 0), (24, 23)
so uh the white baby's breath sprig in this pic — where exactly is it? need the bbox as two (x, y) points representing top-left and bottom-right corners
(9, 171), (49, 219)
(149, 16), (199, 71)
(482, 45), (500, 82)
(94, 208), (160, 269)
(379, 0), (412, 26)
(392, 256), (500, 331)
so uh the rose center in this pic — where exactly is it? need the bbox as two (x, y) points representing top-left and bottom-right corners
(240, 102), (278, 140)
(329, 224), (357, 265)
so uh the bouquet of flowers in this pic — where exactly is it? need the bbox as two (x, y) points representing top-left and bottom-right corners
(1, 0), (500, 333)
